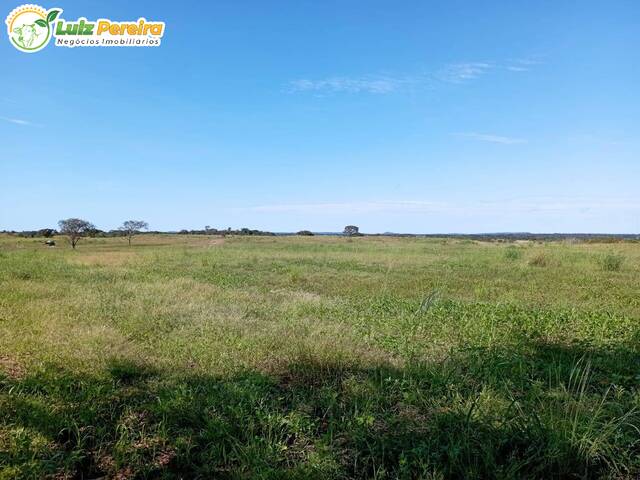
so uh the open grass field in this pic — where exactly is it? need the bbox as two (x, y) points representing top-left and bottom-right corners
(1, 234), (639, 479)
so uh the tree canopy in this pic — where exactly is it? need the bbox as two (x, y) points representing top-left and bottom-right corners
(119, 220), (149, 245)
(58, 218), (95, 248)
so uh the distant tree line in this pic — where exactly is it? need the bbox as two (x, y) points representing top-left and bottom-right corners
(178, 227), (275, 236)
(1, 225), (281, 239)
(2, 228), (158, 239)
(5, 224), (636, 245)
(0, 220), (283, 248)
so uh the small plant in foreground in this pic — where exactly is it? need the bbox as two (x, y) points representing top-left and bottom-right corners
(528, 252), (548, 267)
(601, 253), (624, 272)
(504, 246), (522, 260)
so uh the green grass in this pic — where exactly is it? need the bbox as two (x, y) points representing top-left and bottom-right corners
(601, 253), (625, 272)
(1, 234), (639, 479)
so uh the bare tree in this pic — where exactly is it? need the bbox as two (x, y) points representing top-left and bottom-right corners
(119, 220), (149, 246)
(343, 225), (360, 236)
(58, 218), (95, 249)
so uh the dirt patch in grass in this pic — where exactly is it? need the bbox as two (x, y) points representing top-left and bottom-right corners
(0, 355), (25, 379)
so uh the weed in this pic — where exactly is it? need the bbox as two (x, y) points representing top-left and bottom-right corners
(528, 252), (548, 267)
(504, 246), (522, 260)
(601, 253), (625, 272)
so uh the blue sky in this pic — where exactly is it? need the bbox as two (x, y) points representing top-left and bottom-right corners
(1, 0), (638, 233)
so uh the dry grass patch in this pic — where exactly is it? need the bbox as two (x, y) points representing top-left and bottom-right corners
(0, 355), (25, 379)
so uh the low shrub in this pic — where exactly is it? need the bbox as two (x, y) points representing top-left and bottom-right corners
(504, 247), (522, 260)
(528, 253), (548, 267)
(601, 253), (624, 272)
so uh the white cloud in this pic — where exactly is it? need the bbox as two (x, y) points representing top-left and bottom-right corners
(286, 64), (483, 95)
(288, 75), (405, 94)
(1, 116), (34, 126)
(455, 132), (527, 145)
(288, 57), (541, 95)
(504, 57), (544, 73)
(436, 62), (492, 83)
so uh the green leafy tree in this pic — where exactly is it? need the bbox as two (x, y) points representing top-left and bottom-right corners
(119, 220), (149, 246)
(343, 225), (360, 236)
(37, 228), (56, 238)
(58, 218), (95, 249)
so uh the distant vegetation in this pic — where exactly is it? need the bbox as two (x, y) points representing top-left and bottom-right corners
(1, 224), (278, 242)
(57, 218), (95, 249)
(119, 220), (149, 246)
(343, 225), (362, 236)
(4, 228), (638, 242)
(178, 227), (276, 237)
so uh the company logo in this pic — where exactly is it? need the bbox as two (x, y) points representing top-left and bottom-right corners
(6, 4), (165, 52)
(6, 4), (59, 52)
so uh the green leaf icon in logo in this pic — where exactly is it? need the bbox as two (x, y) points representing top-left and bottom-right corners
(35, 19), (47, 28)
(46, 10), (60, 24)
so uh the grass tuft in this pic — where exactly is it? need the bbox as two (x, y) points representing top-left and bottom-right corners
(528, 252), (548, 267)
(504, 246), (523, 260)
(601, 252), (625, 272)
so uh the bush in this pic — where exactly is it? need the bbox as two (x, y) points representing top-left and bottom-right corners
(601, 253), (624, 272)
(504, 247), (522, 260)
(296, 230), (314, 236)
(528, 253), (548, 267)
(38, 228), (57, 238)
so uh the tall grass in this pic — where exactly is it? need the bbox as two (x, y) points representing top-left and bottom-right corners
(601, 252), (625, 271)
(504, 246), (523, 260)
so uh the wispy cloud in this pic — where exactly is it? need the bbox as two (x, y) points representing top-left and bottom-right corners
(505, 66), (529, 72)
(436, 62), (492, 84)
(1, 116), (35, 126)
(288, 56), (540, 95)
(504, 57), (544, 72)
(288, 75), (405, 94)
(455, 132), (527, 145)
